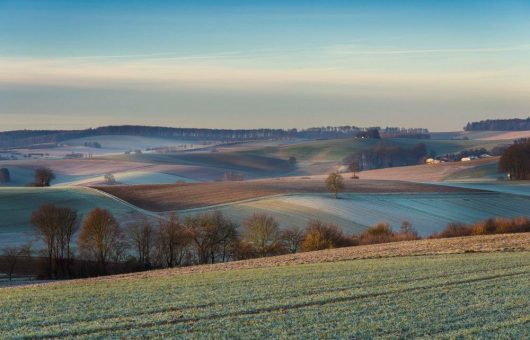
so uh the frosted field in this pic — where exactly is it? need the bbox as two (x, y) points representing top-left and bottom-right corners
(62, 135), (215, 154)
(183, 192), (530, 236)
(0, 187), (147, 247)
(1, 251), (528, 338)
(439, 182), (530, 197)
(61, 170), (196, 186)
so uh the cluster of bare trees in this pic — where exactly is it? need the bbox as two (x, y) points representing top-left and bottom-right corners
(15, 202), (366, 279)
(31, 204), (78, 278)
(33, 167), (55, 187)
(499, 139), (530, 180)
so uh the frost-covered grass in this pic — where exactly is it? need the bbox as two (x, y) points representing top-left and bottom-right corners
(189, 192), (530, 236)
(0, 187), (145, 247)
(61, 170), (196, 186)
(0, 251), (528, 338)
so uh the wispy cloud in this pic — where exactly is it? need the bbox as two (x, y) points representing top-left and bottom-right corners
(326, 44), (530, 56)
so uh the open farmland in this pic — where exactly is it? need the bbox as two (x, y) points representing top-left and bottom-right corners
(247, 137), (509, 162)
(0, 159), (221, 186)
(183, 192), (530, 236)
(9, 135), (215, 159)
(96, 178), (476, 211)
(102, 151), (296, 179)
(0, 187), (150, 247)
(0, 234), (528, 338)
(358, 158), (500, 182)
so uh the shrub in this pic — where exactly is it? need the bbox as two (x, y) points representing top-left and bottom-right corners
(430, 222), (473, 238)
(301, 220), (354, 251)
(243, 214), (284, 257)
(358, 223), (394, 245)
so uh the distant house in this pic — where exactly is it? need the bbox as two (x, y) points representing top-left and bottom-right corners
(425, 158), (441, 165)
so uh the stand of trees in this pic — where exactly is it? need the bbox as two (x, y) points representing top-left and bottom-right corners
(499, 139), (530, 180)
(0, 168), (10, 183)
(33, 167), (55, 187)
(344, 142), (428, 170)
(0, 125), (430, 148)
(464, 118), (530, 131)
(326, 173), (345, 198)
(3, 203), (530, 281)
(31, 204), (77, 278)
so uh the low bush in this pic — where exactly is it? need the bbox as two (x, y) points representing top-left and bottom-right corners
(301, 220), (355, 251)
(358, 223), (420, 245)
(430, 222), (473, 238)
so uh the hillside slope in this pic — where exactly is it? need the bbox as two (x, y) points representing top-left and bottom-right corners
(96, 178), (476, 211)
(1, 234), (528, 338)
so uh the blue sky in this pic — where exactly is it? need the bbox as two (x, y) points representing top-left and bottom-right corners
(1, 0), (530, 130)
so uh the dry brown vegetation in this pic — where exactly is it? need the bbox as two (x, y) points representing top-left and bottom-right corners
(95, 178), (478, 211)
(430, 216), (530, 238)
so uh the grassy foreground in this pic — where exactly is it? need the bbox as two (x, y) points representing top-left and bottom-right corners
(0, 249), (529, 338)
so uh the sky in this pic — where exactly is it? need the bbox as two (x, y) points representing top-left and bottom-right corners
(1, 0), (530, 131)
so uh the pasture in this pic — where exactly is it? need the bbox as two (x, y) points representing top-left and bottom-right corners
(0, 244), (528, 338)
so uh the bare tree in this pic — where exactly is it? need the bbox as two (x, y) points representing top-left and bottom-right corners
(77, 208), (123, 274)
(31, 204), (78, 278)
(185, 211), (238, 264)
(2, 247), (19, 281)
(326, 172), (345, 199)
(128, 218), (154, 266)
(34, 167), (55, 187)
(155, 213), (192, 268)
(280, 226), (305, 253)
(104, 173), (117, 185)
(243, 213), (282, 257)
(348, 160), (360, 179)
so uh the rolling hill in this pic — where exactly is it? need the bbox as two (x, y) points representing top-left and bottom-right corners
(0, 187), (152, 247)
(0, 234), (528, 338)
(96, 178), (476, 211)
(183, 192), (530, 236)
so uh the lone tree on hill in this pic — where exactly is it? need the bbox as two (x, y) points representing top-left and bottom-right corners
(326, 172), (345, 199)
(348, 160), (360, 178)
(34, 167), (55, 187)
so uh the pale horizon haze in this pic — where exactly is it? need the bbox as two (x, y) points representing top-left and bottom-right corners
(1, 0), (530, 131)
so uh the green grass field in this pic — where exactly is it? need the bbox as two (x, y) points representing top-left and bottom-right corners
(0, 251), (528, 338)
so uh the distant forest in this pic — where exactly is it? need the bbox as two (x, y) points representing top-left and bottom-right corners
(0, 125), (429, 148)
(464, 118), (530, 131)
